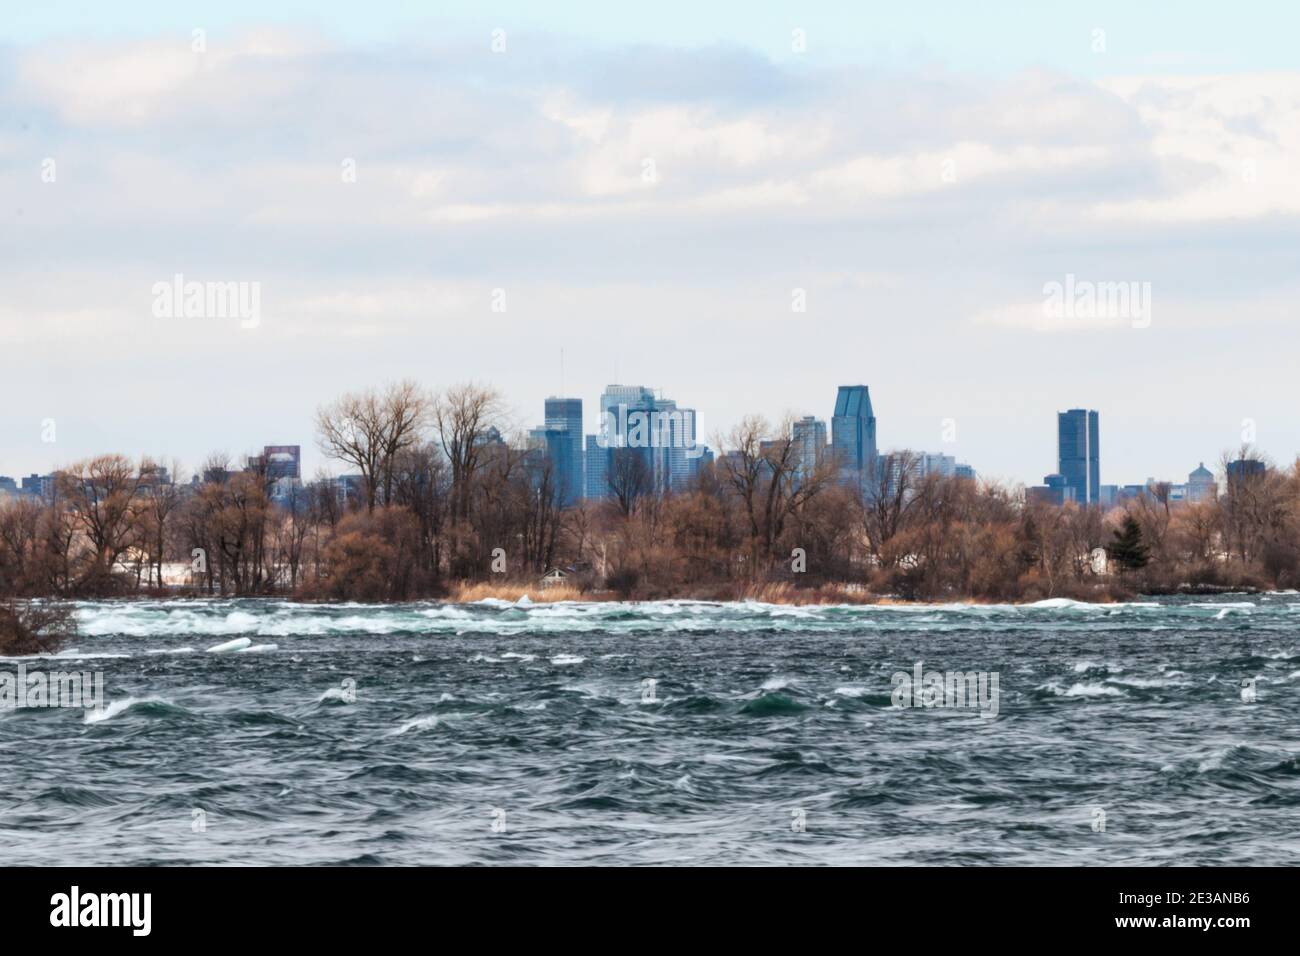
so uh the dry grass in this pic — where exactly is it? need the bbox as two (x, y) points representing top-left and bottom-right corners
(446, 581), (596, 604)
(444, 579), (1122, 606)
(731, 582), (880, 605)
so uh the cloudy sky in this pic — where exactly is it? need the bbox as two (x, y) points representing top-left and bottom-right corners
(3, 1), (1298, 485)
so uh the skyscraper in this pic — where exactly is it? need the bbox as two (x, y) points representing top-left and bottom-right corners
(831, 385), (877, 484)
(591, 385), (701, 497)
(791, 416), (827, 485)
(543, 397), (583, 507)
(595, 385), (655, 499)
(584, 433), (609, 500)
(657, 400), (699, 492)
(1057, 409), (1099, 505)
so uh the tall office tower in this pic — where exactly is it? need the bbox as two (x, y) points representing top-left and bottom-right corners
(658, 403), (699, 492)
(831, 385), (878, 484)
(526, 426), (569, 503)
(543, 397), (583, 507)
(596, 386), (656, 494)
(584, 434), (609, 500)
(645, 398), (701, 493)
(588, 385), (703, 497)
(791, 416), (827, 485)
(600, 385), (657, 428)
(1057, 409), (1099, 505)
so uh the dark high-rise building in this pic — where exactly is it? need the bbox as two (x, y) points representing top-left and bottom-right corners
(1225, 458), (1266, 483)
(526, 426), (568, 501)
(584, 434), (608, 500)
(831, 385), (877, 484)
(542, 397), (583, 507)
(1057, 409), (1099, 505)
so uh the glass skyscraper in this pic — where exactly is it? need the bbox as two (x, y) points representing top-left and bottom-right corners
(791, 416), (827, 486)
(831, 385), (878, 484)
(1057, 409), (1099, 505)
(543, 397), (583, 507)
(589, 385), (701, 497)
(584, 433), (608, 500)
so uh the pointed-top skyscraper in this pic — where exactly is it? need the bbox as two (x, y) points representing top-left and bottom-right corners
(832, 385), (878, 483)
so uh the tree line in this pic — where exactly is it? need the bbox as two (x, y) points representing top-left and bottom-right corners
(2, 379), (1298, 603)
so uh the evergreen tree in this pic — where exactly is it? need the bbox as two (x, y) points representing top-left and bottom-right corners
(1107, 515), (1150, 571)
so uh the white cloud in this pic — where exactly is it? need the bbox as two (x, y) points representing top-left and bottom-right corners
(3, 31), (1300, 481)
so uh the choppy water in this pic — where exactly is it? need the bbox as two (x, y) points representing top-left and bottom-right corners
(3, 594), (1299, 865)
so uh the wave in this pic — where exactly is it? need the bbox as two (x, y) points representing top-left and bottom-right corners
(56, 593), (1300, 647)
(316, 686), (353, 704)
(388, 714), (439, 736)
(739, 693), (808, 716)
(1039, 681), (1125, 698)
(206, 637), (252, 653)
(1106, 675), (1189, 689)
(84, 696), (185, 724)
(1073, 660), (1123, 674)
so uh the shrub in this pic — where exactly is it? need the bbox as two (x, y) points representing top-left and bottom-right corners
(0, 600), (78, 656)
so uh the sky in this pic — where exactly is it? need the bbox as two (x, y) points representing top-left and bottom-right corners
(2, 1), (1298, 485)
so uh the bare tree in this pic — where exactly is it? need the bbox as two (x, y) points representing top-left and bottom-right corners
(607, 448), (653, 518)
(859, 449), (921, 568)
(140, 457), (184, 589)
(316, 380), (432, 512)
(57, 455), (147, 593)
(717, 415), (830, 573)
(433, 383), (507, 522)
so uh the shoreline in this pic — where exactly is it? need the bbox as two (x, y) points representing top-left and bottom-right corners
(22, 581), (1273, 608)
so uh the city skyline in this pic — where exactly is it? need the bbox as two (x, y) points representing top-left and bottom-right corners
(5, 5), (1300, 486)
(0, 380), (1265, 496)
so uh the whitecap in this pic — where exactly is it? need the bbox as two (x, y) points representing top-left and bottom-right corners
(1062, 682), (1124, 697)
(1025, 598), (1103, 610)
(1107, 676), (1187, 689)
(84, 696), (168, 724)
(388, 715), (439, 736)
(206, 637), (252, 654)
